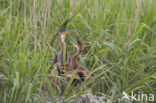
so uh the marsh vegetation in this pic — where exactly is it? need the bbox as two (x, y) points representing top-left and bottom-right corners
(0, 0), (156, 102)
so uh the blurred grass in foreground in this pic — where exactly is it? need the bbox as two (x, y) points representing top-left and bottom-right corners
(0, 0), (156, 102)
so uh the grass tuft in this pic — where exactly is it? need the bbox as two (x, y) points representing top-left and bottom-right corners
(0, 0), (156, 102)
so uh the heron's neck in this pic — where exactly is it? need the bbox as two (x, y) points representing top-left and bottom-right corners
(72, 46), (82, 69)
(60, 42), (66, 65)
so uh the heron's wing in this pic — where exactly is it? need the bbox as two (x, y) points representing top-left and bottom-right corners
(52, 52), (58, 65)
(52, 51), (62, 65)
(66, 52), (71, 64)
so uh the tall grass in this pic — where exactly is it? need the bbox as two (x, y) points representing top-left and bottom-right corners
(0, 0), (156, 102)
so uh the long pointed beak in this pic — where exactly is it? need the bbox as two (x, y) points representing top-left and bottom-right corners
(70, 41), (79, 49)
(61, 31), (69, 36)
(70, 41), (77, 47)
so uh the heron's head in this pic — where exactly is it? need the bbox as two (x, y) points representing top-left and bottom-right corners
(58, 28), (69, 43)
(70, 40), (84, 51)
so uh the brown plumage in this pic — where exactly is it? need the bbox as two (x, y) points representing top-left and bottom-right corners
(50, 33), (71, 73)
(49, 29), (91, 88)
(65, 40), (90, 87)
(49, 31), (71, 88)
(71, 40), (84, 69)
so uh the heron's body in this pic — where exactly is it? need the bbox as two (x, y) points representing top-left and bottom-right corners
(49, 28), (91, 88)
(52, 50), (71, 74)
(49, 28), (71, 88)
(65, 40), (90, 87)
